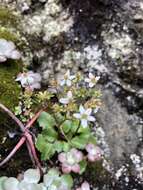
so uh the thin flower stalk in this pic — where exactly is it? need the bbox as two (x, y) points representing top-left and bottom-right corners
(0, 103), (43, 173)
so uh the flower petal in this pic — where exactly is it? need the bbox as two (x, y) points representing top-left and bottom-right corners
(89, 82), (95, 88)
(67, 91), (72, 99)
(87, 154), (96, 162)
(75, 151), (83, 162)
(85, 144), (94, 153)
(85, 108), (92, 115)
(28, 83), (41, 91)
(89, 73), (94, 79)
(66, 79), (72, 86)
(33, 73), (42, 82)
(79, 105), (85, 114)
(71, 164), (80, 173)
(62, 164), (71, 174)
(73, 113), (81, 119)
(85, 78), (90, 83)
(60, 80), (65, 86)
(58, 153), (66, 163)
(96, 76), (100, 82)
(81, 119), (88, 128)
(59, 98), (69, 104)
(87, 116), (95, 122)
(69, 75), (75, 80)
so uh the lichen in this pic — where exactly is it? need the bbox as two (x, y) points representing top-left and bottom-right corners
(0, 7), (19, 28)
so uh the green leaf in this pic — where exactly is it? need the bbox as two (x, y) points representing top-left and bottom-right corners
(43, 127), (58, 141)
(88, 135), (97, 145)
(41, 143), (55, 160)
(79, 160), (87, 174)
(36, 134), (55, 160)
(54, 113), (64, 123)
(61, 174), (73, 188)
(70, 120), (79, 134)
(71, 133), (90, 149)
(78, 126), (90, 134)
(54, 141), (63, 153)
(38, 112), (56, 129)
(62, 142), (71, 152)
(61, 120), (72, 133)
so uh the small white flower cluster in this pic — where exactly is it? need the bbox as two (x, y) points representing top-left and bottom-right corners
(59, 70), (100, 128)
(85, 73), (100, 88)
(60, 70), (75, 87)
(60, 70), (100, 88)
(73, 105), (96, 128)
(59, 91), (73, 104)
(0, 39), (21, 62)
(16, 71), (42, 91)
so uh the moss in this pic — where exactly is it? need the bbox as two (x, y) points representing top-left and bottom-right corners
(84, 161), (112, 187)
(0, 27), (18, 42)
(0, 60), (21, 109)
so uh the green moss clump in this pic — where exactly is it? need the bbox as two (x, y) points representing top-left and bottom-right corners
(0, 27), (18, 42)
(84, 161), (112, 187)
(0, 60), (21, 110)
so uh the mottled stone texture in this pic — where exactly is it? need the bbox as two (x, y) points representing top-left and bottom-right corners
(0, 0), (143, 188)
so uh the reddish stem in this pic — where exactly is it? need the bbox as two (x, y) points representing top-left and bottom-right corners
(0, 103), (43, 172)
(25, 110), (43, 130)
(25, 132), (43, 174)
(0, 137), (26, 166)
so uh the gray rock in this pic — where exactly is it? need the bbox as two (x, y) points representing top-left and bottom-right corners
(97, 89), (141, 167)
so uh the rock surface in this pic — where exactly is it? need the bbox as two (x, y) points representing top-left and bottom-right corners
(0, 0), (143, 188)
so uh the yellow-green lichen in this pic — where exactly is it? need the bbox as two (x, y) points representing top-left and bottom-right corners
(0, 7), (19, 28)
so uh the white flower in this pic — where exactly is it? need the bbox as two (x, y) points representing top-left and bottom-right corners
(85, 73), (100, 88)
(59, 91), (73, 104)
(16, 71), (41, 90)
(60, 70), (75, 87)
(0, 38), (21, 62)
(73, 105), (95, 128)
